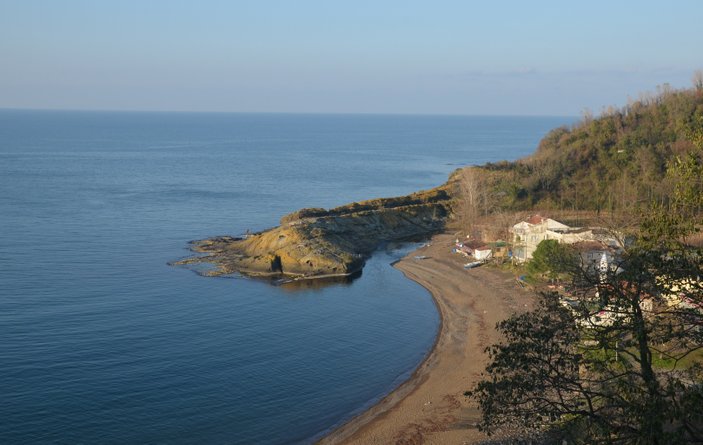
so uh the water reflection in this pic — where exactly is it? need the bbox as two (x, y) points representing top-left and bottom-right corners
(273, 270), (363, 292)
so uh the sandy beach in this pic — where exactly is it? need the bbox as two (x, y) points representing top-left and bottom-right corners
(319, 233), (537, 445)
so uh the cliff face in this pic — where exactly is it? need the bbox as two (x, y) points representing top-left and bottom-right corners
(175, 185), (455, 279)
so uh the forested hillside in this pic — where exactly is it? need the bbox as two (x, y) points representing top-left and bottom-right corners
(474, 83), (703, 212)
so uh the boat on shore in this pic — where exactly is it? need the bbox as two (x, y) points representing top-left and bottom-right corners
(464, 261), (483, 269)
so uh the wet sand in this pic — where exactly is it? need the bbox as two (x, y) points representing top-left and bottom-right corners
(319, 233), (536, 445)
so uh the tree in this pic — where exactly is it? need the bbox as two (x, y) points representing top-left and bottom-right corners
(456, 167), (492, 233)
(693, 70), (703, 92)
(468, 293), (589, 439)
(469, 153), (703, 443)
(527, 239), (578, 281)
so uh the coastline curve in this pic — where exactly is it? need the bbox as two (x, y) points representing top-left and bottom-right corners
(318, 233), (536, 445)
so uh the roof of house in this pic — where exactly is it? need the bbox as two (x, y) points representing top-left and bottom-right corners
(527, 214), (546, 225)
(463, 240), (486, 249)
(572, 240), (612, 252)
(513, 215), (571, 233)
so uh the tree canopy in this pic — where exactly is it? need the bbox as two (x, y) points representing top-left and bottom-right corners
(527, 239), (578, 281)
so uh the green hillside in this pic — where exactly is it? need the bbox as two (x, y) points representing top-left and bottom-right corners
(476, 85), (703, 212)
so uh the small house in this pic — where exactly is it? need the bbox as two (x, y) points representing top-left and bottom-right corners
(455, 240), (493, 261)
(473, 245), (493, 261)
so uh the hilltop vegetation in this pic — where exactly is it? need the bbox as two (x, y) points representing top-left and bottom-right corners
(466, 83), (703, 213)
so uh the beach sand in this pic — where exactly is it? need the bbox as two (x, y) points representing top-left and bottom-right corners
(319, 233), (536, 445)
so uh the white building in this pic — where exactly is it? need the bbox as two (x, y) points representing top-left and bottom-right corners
(473, 246), (493, 261)
(510, 215), (570, 262)
(510, 215), (622, 264)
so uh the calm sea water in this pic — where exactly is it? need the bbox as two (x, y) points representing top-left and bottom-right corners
(0, 111), (573, 444)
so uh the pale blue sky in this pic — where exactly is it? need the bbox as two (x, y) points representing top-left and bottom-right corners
(1, 0), (701, 115)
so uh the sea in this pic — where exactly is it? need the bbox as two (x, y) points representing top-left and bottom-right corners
(0, 111), (574, 444)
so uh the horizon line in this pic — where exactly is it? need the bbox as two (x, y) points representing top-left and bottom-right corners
(0, 106), (577, 119)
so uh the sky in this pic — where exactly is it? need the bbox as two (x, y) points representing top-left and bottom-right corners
(1, 0), (702, 115)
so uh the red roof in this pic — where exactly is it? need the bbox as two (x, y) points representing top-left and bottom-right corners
(527, 214), (546, 225)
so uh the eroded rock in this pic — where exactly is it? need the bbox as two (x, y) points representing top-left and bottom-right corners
(174, 183), (456, 280)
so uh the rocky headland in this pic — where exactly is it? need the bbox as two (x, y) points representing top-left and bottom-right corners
(174, 182), (456, 279)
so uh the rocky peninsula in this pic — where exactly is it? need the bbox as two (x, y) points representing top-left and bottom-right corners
(174, 182), (456, 279)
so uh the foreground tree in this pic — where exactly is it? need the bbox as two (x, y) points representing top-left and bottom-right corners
(469, 148), (703, 443)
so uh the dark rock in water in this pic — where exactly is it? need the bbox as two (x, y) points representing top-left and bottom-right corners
(173, 181), (457, 280)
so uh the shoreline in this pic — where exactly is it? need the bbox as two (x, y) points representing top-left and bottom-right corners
(318, 233), (536, 444)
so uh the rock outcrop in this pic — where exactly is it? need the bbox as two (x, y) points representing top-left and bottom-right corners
(175, 184), (455, 279)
